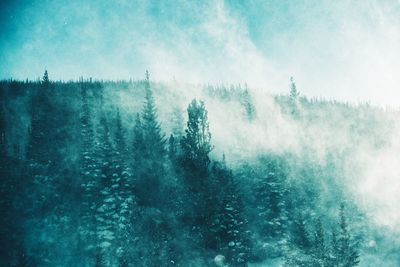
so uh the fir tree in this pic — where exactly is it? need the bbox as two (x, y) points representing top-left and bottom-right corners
(178, 99), (214, 250)
(0, 101), (18, 266)
(79, 85), (99, 253)
(42, 70), (49, 87)
(141, 71), (165, 158)
(180, 99), (213, 176)
(23, 70), (61, 265)
(95, 116), (116, 255)
(168, 134), (178, 162)
(292, 213), (311, 250)
(209, 163), (252, 266)
(254, 158), (287, 242)
(240, 85), (256, 121)
(112, 110), (138, 260)
(289, 77), (299, 102)
(134, 71), (166, 206)
(171, 107), (184, 138)
(132, 114), (144, 159)
(288, 76), (301, 117)
(335, 203), (360, 267)
(312, 218), (327, 265)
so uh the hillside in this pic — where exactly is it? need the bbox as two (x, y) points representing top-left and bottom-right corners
(1, 72), (399, 266)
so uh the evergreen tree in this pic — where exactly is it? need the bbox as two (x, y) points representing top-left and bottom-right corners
(141, 71), (165, 158)
(178, 99), (214, 251)
(95, 116), (117, 259)
(312, 218), (327, 265)
(42, 70), (49, 87)
(23, 70), (62, 265)
(289, 77), (299, 102)
(209, 162), (252, 266)
(334, 203), (360, 267)
(0, 101), (19, 266)
(168, 134), (178, 162)
(112, 110), (138, 261)
(171, 106), (184, 138)
(133, 71), (166, 207)
(79, 85), (99, 254)
(132, 114), (144, 159)
(288, 76), (301, 117)
(240, 85), (256, 121)
(254, 158), (287, 242)
(292, 213), (311, 250)
(180, 99), (213, 176)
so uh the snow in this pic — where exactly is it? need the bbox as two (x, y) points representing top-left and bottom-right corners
(100, 241), (111, 248)
(214, 255), (226, 266)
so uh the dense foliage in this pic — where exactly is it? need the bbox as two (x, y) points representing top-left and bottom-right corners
(0, 71), (397, 266)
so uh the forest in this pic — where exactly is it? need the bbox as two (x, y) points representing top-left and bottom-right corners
(0, 71), (399, 267)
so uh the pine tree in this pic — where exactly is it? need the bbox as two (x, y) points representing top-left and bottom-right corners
(284, 213), (313, 267)
(141, 71), (165, 158)
(168, 134), (178, 162)
(114, 109), (127, 154)
(178, 99), (214, 250)
(312, 218), (327, 265)
(79, 85), (99, 253)
(23, 70), (62, 265)
(112, 110), (138, 260)
(95, 116), (117, 256)
(255, 158), (287, 241)
(240, 85), (256, 121)
(171, 107), (184, 138)
(133, 71), (166, 206)
(180, 99), (213, 177)
(42, 70), (49, 87)
(292, 213), (311, 250)
(334, 203), (360, 267)
(0, 101), (18, 266)
(289, 77), (299, 102)
(288, 77), (300, 116)
(209, 163), (252, 266)
(132, 114), (144, 159)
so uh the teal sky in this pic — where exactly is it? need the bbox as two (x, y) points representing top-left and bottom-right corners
(1, 0), (399, 105)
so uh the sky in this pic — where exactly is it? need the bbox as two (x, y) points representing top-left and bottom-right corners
(1, 0), (400, 106)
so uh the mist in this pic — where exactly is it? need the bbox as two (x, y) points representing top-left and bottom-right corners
(1, 0), (400, 105)
(1, 0), (400, 266)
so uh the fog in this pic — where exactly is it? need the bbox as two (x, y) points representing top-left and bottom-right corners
(132, 81), (400, 233)
(1, 0), (400, 266)
(1, 0), (400, 105)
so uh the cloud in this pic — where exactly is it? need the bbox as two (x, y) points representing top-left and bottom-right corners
(2, 0), (399, 106)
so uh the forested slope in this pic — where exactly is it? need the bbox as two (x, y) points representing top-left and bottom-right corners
(0, 71), (399, 266)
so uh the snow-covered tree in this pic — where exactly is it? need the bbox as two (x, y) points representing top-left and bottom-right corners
(332, 203), (360, 267)
(255, 159), (288, 241)
(209, 162), (252, 266)
(79, 85), (99, 256)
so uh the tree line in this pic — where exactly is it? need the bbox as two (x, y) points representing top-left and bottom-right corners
(0, 71), (360, 266)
